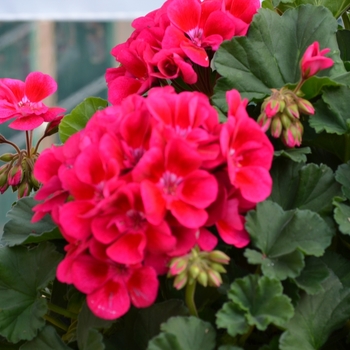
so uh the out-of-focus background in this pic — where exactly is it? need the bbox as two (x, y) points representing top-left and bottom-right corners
(0, 0), (164, 229)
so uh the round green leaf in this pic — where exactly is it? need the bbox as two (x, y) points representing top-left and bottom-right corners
(227, 275), (294, 331)
(59, 97), (108, 143)
(212, 5), (344, 111)
(147, 316), (215, 350)
(20, 325), (72, 350)
(280, 272), (350, 350)
(335, 162), (350, 200)
(1, 197), (62, 247)
(0, 243), (62, 343)
(333, 200), (350, 235)
(216, 302), (250, 337)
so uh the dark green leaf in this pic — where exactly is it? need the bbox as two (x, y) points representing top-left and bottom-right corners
(227, 275), (294, 330)
(19, 326), (72, 350)
(0, 243), (62, 343)
(244, 201), (334, 279)
(77, 302), (112, 350)
(294, 257), (330, 294)
(298, 76), (342, 100)
(212, 6), (344, 111)
(277, 0), (350, 18)
(216, 302), (250, 337)
(1, 197), (62, 247)
(274, 147), (311, 163)
(280, 272), (350, 350)
(134, 300), (189, 350)
(270, 160), (341, 216)
(333, 200), (350, 235)
(337, 30), (350, 62)
(147, 316), (216, 350)
(321, 251), (350, 287)
(218, 346), (244, 350)
(59, 97), (108, 143)
(335, 162), (350, 200)
(310, 86), (350, 135)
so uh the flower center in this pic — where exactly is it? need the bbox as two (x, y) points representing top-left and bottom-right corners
(187, 28), (203, 47)
(159, 171), (183, 196)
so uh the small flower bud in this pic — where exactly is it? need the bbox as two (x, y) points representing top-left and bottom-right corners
(285, 103), (300, 119)
(270, 116), (283, 138)
(44, 116), (64, 137)
(173, 271), (188, 290)
(17, 181), (31, 199)
(7, 163), (23, 186)
(297, 98), (315, 115)
(0, 153), (16, 162)
(0, 183), (9, 194)
(208, 262), (227, 273)
(280, 113), (292, 129)
(169, 257), (188, 276)
(0, 172), (8, 187)
(208, 250), (230, 264)
(207, 269), (223, 287)
(189, 264), (201, 279)
(257, 113), (271, 132)
(197, 271), (208, 287)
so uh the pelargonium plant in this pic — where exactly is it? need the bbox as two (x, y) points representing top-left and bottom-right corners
(1, 0), (350, 349)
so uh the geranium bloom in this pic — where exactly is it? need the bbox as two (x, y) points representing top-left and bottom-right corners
(220, 90), (274, 203)
(0, 72), (65, 130)
(301, 41), (334, 79)
(163, 0), (236, 67)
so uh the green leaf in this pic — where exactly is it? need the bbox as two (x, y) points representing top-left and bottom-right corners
(310, 86), (350, 135)
(270, 159), (341, 216)
(147, 316), (216, 350)
(298, 76), (342, 100)
(216, 302), (250, 337)
(134, 300), (189, 350)
(274, 147), (311, 163)
(245, 249), (305, 280)
(294, 257), (330, 294)
(0, 243), (62, 343)
(59, 97), (108, 143)
(1, 197), (62, 247)
(337, 30), (350, 62)
(244, 201), (334, 279)
(218, 346), (244, 350)
(227, 275), (294, 330)
(280, 272), (350, 350)
(76, 302), (113, 350)
(19, 325), (72, 350)
(212, 5), (344, 111)
(277, 0), (350, 18)
(333, 200), (350, 235)
(335, 162), (350, 200)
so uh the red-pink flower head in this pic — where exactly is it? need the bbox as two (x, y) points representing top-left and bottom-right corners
(301, 41), (334, 80)
(0, 72), (65, 130)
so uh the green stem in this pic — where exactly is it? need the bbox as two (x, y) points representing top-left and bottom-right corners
(342, 12), (350, 30)
(185, 280), (198, 317)
(44, 315), (68, 332)
(0, 134), (21, 154)
(293, 78), (305, 95)
(25, 131), (31, 158)
(47, 302), (78, 319)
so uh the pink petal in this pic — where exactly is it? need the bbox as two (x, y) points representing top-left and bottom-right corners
(127, 266), (159, 308)
(8, 115), (44, 130)
(107, 232), (146, 264)
(87, 278), (130, 320)
(167, 0), (200, 33)
(141, 180), (166, 225)
(25, 72), (57, 102)
(169, 200), (208, 228)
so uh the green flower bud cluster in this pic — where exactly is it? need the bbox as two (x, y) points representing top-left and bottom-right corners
(257, 87), (315, 148)
(0, 149), (40, 198)
(168, 246), (230, 290)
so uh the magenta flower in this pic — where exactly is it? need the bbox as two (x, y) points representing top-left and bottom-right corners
(301, 41), (334, 79)
(0, 72), (65, 130)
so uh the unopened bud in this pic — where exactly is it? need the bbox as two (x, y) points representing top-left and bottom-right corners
(7, 164), (23, 186)
(297, 98), (315, 115)
(0, 183), (9, 194)
(29, 173), (40, 190)
(173, 271), (188, 290)
(208, 250), (230, 264)
(270, 116), (283, 138)
(197, 271), (208, 287)
(169, 257), (188, 276)
(285, 103), (300, 119)
(0, 172), (8, 187)
(189, 264), (201, 279)
(257, 113), (271, 132)
(207, 269), (223, 287)
(209, 262), (227, 273)
(265, 100), (280, 118)
(44, 116), (64, 137)
(0, 153), (16, 162)
(280, 113), (292, 129)
(17, 181), (31, 199)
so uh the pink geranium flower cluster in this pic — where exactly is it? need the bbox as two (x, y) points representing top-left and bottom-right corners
(106, 0), (260, 104)
(32, 87), (273, 320)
